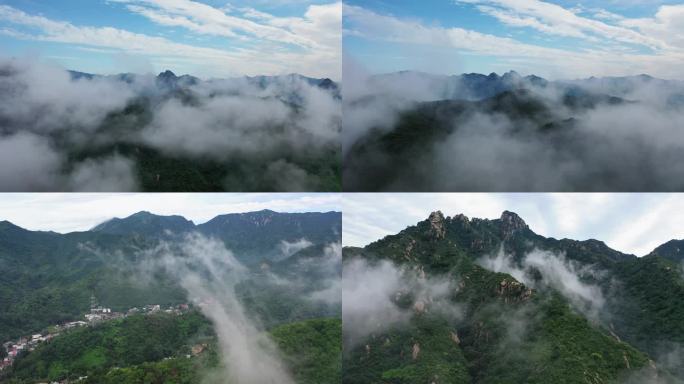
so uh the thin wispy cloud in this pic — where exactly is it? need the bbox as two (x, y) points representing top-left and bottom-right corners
(455, 0), (666, 49)
(0, 0), (340, 78)
(344, 0), (684, 78)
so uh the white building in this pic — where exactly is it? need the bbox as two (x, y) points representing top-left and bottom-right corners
(85, 314), (103, 322)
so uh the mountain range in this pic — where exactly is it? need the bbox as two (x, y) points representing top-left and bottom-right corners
(0, 210), (341, 343)
(68, 69), (340, 97)
(0, 57), (342, 192)
(343, 211), (684, 383)
(344, 70), (684, 191)
(368, 70), (684, 103)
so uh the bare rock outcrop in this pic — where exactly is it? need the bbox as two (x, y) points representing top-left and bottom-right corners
(497, 278), (533, 303)
(412, 343), (420, 360)
(428, 211), (446, 239)
(500, 210), (528, 239)
(450, 331), (460, 345)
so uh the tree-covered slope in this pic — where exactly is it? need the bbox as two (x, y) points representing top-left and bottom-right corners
(649, 240), (684, 263)
(2, 315), (341, 384)
(271, 318), (342, 384)
(0, 210), (341, 341)
(343, 210), (684, 383)
(3, 312), (214, 383)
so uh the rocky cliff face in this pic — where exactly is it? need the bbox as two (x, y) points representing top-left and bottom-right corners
(428, 211), (446, 240)
(499, 210), (528, 239)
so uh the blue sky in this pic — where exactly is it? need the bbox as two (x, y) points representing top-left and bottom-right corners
(344, 0), (684, 79)
(0, 0), (341, 78)
(343, 193), (684, 256)
(0, 193), (341, 233)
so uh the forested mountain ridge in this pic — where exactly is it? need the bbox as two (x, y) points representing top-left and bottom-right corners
(0, 209), (341, 383)
(92, 209), (341, 259)
(0, 210), (341, 342)
(343, 211), (684, 383)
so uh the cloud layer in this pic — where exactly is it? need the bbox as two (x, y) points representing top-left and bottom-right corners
(343, 67), (684, 192)
(0, 56), (340, 191)
(479, 247), (606, 320)
(342, 258), (461, 348)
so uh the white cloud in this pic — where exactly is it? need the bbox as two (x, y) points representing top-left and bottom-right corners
(345, 3), (684, 79)
(344, 4), (573, 59)
(0, 2), (340, 79)
(138, 233), (296, 383)
(592, 8), (625, 22)
(0, 133), (61, 191)
(110, 0), (341, 78)
(479, 247), (606, 320)
(111, 0), (316, 47)
(342, 257), (461, 347)
(279, 238), (313, 258)
(456, 0), (666, 49)
(620, 5), (684, 50)
(66, 155), (140, 192)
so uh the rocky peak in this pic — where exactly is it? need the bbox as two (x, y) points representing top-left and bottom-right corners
(158, 70), (177, 79)
(318, 78), (335, 89)
(500, 211), (528, 239)
(451, 213), (469, 224)
(427, 211), (446, 239)
(156, 70), (184, 89)
(502, 70), (521, 82)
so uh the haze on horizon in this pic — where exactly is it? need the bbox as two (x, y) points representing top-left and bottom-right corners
(344, 0), (684, 80)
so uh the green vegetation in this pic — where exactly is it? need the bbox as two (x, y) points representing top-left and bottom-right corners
(237, 279), (340, 328)
(4, 312), (214, 383)
(343, 210), (684, 383)
(57, 95), (342, 192)
(609, 255), (684, 377)
(271, 318), (342, 384)
(0, 211), (340, 341)
(84, 357), (207, 384)
(67, 141), (341, 192)
(344, 316), (470, 384)
(459, 294), (649, 384)
(0, 212), (341, 383)
(2, 316), (342, 384)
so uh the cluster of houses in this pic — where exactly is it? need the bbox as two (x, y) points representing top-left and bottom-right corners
(0, 303), (191, 373)
(84, 306), (121, 323)
(1, 333), (57, 371)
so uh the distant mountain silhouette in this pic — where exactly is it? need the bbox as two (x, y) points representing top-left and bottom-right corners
(369, 70), (681, 101)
